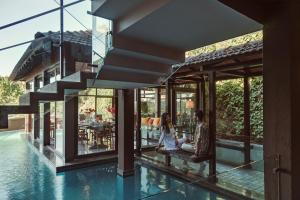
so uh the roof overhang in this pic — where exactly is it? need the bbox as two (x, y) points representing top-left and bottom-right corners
(92, 0), (263, 51)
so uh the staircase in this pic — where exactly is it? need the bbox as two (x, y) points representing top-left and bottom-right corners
(0, 71), (96, 129)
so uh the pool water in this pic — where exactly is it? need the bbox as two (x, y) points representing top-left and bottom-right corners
(0, 131), (228, 200)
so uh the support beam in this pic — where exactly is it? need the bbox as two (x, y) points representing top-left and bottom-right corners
(218, 0), (265, 23)
(171, 85), (176, 124)
(196, 82), (201, 111)
(200, 81), (206, 119)
(64, 96), (78, 162)
(43, 103), (50, 146)
(208, 72), (216, 182)
(166, 81), (172, 114)
(155, 88), (161, 117)
(174, 59), (262, 78)
(34, 112), (40, 139)
(117, 89), (135, 177)
(243, 77), (251, 164)
(263, 2), (300, 199)
(135, 89), (142, 156)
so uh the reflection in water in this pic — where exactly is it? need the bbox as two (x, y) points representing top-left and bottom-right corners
(0, 131), (227, 200)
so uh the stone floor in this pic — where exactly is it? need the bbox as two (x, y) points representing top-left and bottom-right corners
(143, 151), (264, 200)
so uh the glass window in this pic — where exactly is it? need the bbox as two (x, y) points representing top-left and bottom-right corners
(55, 101), (64, 156)
(48, 101), (64, 156)
(79, 88), (96, 96)
(141, 89), (156, 117)
(77, 88), (116, 155)
(97, 89), (113, 96)
(39, 103), (44, 141)
(26, 80), (34, 92)
(160, 89), (166, 114)
(35, 76), (43, 91)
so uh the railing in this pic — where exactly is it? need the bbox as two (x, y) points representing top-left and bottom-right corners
(91, 17), (113, 83)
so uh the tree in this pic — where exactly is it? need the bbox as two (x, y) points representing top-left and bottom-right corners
(0, 77), (25, 105)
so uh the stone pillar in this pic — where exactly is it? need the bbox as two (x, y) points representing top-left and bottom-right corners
(64, 96), (78, 162)
(117, 89), (135, 177)
(264, 2), (300, 199)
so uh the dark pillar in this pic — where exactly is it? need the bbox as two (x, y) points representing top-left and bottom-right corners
(43, 103), (51, 146)
(114, 90), (118, 152)
(208, 72), (216, 181)
(60, 0), (65, 79)
(200, 81), (206, 118)
(64, 42), (76, 76)
(264, 2), (300, 199)
(135, 89), (141, 156)
(64, 96), (78, 162)
(171, 86), (176, 124)
(117, 89), (135, 177)
(196, 82), (201, 111)
(33, 112), (40, 139)
(155, 88), (161, 117)
(166, 81), (172, 114)
(243, 77), (251, 164)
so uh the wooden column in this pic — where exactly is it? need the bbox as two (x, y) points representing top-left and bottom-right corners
(208, 72), (216, 181)
(195, 82), (201, 111)
(171, 86), (176, 124)
(43, 103), (51, 146)
(243, 77), (251, 164)
(135, 89), (142, 156)
(263, 2), (300, 199)
(64, 96), (78, 162)
(114, 89), (118, 152)
(64, 42), (76, 76)
(200, 81), (206, 117)
(155, 88), (161, 117)
(117, 89), (135, 177)
(33, 112), (40, 139)
(166, 81), (172, 114)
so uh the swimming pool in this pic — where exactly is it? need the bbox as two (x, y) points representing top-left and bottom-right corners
(0, 131), (228, 200)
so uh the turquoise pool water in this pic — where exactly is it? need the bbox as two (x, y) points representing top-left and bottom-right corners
(0, 131), (228, 200)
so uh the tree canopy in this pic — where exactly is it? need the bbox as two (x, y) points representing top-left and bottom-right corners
(0, 77), (25, 105)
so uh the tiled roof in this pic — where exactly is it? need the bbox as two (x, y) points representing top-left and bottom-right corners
(36, 30), (92, 46)
(173, 40), (263, 68)
(10, 30), (92, 81)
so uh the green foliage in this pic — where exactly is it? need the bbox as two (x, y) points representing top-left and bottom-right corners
(250, 77), (263, 138)
(0, 77), (25, 105)
(186, 31), (262, 57)
(216, 79), (244, 135)
(216, 77), (263, 139)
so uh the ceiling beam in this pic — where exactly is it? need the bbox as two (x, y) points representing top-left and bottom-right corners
(115, 0), (171, 33)
(218, 0), (265, 24)
(174, 58), (262, 77)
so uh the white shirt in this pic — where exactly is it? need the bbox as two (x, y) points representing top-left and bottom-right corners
(158, 127), (178, 150)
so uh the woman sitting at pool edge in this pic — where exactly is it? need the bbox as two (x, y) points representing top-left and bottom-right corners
(156, 112), (189, 151)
